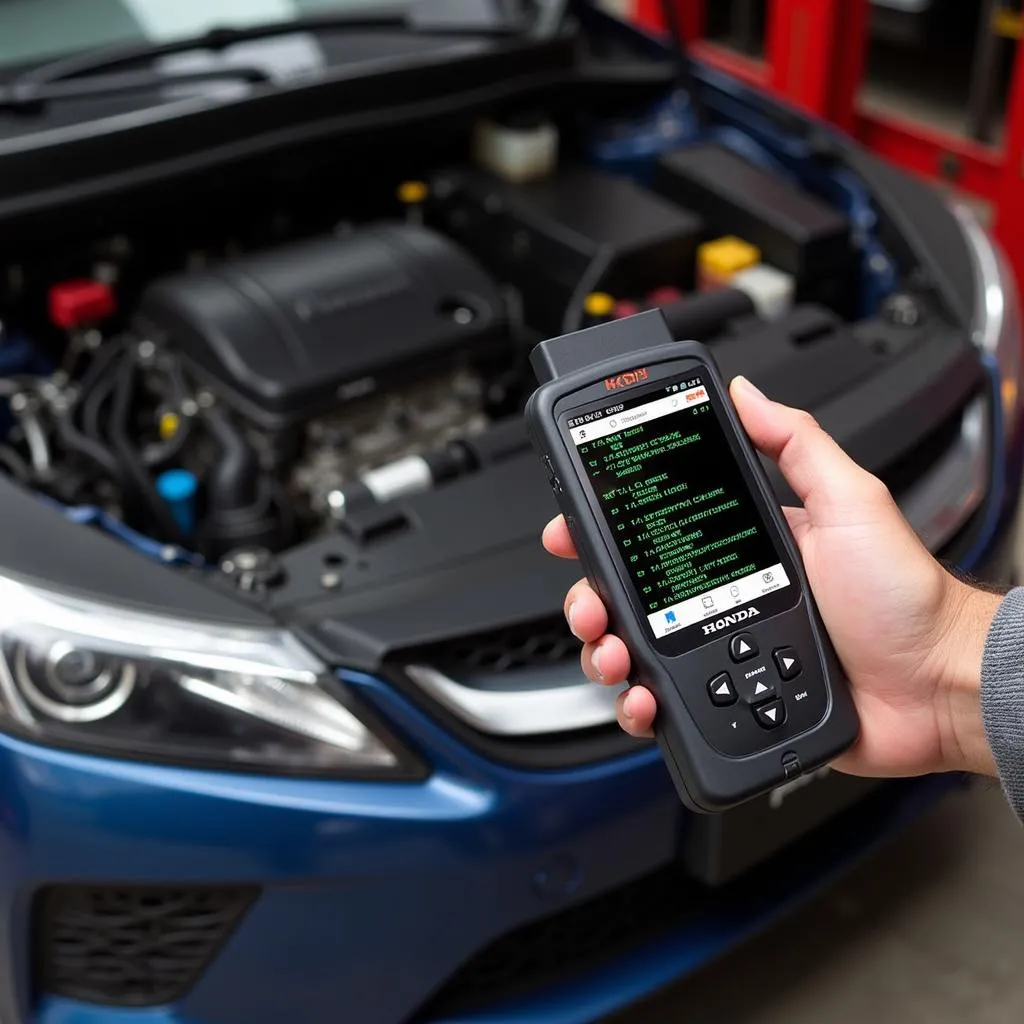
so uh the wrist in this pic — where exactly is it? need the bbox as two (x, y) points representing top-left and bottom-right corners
(933, 575), (1002, 777)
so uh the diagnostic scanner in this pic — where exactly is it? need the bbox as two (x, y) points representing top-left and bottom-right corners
(525, 310), (859, 812)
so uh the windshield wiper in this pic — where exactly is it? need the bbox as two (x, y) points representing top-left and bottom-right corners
(0, 67), (273, 112)
(0, 0), (532, 112)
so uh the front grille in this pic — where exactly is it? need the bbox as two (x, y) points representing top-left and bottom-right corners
(426, 858), (691, 1015)
(33, 884), (257, 1007)
(430, 615), (579, 674)
(393, 615), (643, 770)
(415, 778), (928, 1020)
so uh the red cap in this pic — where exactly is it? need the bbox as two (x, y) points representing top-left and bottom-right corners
(647, 285), (683, 307)
(48, 280), (116, 330)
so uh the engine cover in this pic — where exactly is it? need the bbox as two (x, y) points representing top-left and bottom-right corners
(135, 223), (507, 427)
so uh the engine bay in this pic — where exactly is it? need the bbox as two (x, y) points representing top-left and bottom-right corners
(0, 90), (977, 599)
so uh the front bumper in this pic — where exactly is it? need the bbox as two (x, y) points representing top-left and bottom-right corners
(0, 667), (983, 1024)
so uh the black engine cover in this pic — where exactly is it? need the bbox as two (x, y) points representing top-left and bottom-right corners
(134, 222), (507, 427)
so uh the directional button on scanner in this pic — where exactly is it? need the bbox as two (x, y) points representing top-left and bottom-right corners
(755, 699), (786, 729)
(707, 672), (737, 707)
(729, 633), (758, 662)
(736, 669), (777, 705)
(773, 647), (802, 681)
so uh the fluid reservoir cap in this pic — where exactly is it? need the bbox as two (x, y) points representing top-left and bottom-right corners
(158, 411), (181, 441)
(156, 468), (197, 503)
(156, 469), (198, 536)
(48, 279), (116, 330)
(698, 236), (761, 278)
(583, 292), (615, 318)
(397, 180), (429, 205)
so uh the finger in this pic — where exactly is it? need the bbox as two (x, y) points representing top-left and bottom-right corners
(783, 504), (811, 543)
(564, 578), (608, 642)
(617, 686), (656, 738)
(729, 376), (887, 521)
(542, 516), (578, 559)
(581, 634), (631, 684)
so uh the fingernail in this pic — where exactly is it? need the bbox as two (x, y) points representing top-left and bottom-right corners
(734, 375), (767, 402)
(621, 690), (635, 721)
(567, 602), (579, 638)
(591, 644), (604, 680)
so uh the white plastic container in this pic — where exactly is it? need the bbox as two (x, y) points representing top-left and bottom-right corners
(473, 118), (559, 183)
(731, 263), (796, 321)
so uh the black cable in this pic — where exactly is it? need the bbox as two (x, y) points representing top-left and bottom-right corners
(81, 371), (118, 444)
(55, 414), (122, 480)
(108, 357), (186, 544)
(72, 339), (126, 398)
(561, 246), (615, 335)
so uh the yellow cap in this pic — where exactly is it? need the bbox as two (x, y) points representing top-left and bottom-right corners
(397, 180), (429, 205)
(698, 236), (761, 277)
(158, 411), (180, 442)
(583, 292), (615, 318)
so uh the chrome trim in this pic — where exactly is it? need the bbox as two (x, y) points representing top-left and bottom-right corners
(404, 663), (624, 736)
(897, 396), (988, 553)
(950, 201), (1005, 355)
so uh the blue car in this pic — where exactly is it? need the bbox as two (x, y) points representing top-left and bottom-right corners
(0, 3), (1018, 1023)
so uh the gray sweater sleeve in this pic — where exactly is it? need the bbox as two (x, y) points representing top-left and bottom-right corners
(982, 586), (1024, 819)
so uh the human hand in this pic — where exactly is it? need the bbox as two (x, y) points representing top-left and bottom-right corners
(543, 375), (1001, 779)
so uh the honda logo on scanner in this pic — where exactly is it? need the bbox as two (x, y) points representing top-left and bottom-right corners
(702, 607), (760, 635)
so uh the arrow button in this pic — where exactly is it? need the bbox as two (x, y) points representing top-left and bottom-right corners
(736, 667), (777, 705)
(707, 672), (738, 707)
(755, 698), (786, 729)
(773, 647), (802, 681)
(729, 632), (759, 662)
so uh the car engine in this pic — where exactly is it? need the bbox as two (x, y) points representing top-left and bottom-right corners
(0, 107), (925, 580)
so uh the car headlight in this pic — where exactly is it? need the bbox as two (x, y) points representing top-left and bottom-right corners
(0, 575), (420, 777)
(950, 201), (1023, 438)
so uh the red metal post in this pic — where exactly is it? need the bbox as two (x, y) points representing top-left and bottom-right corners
(765, 0), (869, 133)
(995, 33), (1024, 292)
(633, 0), (704, 45)
(856, 111), (1003, 202)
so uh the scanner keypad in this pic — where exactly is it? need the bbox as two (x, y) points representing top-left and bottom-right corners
(695, 625), (827, 756)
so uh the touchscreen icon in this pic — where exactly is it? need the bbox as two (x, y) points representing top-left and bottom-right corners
(762, 571), (774, 583)
(702, 596), (714, 609)
(730, 585), (740, 598)
(664, 611), (677, 624)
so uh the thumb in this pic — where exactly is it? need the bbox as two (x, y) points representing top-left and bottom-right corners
(729, 375), (886, 521)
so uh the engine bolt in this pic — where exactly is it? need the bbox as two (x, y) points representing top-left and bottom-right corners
(320, 571), (342, 590)
(883, 293), (921, 328)
(196, 391), (215, 409)
(9, 393), (27, 413)
(180, 397), (199, 417)
(137, 340), (156, 362)
(220, 547), (284, 594)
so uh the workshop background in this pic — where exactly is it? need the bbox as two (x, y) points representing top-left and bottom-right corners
(616, 2), (1024, 1021)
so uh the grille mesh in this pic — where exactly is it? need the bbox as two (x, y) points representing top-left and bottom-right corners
(34, 884), (257, 1006)
(430, 616), (579, 674)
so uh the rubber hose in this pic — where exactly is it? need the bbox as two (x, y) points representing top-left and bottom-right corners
(109, 357), (185, 544)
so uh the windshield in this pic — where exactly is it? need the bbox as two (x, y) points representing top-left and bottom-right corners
(0, 0), (393, 70)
